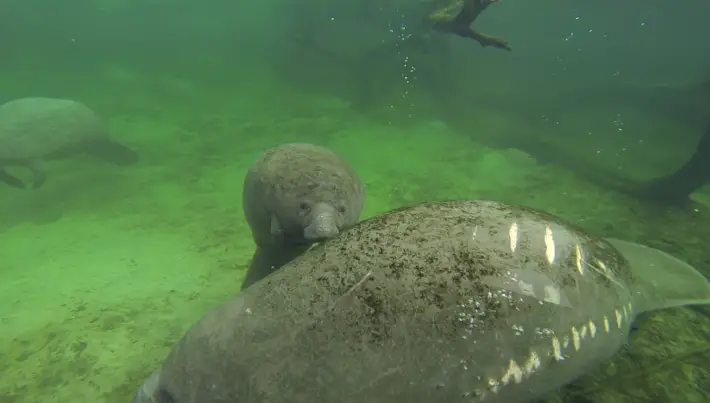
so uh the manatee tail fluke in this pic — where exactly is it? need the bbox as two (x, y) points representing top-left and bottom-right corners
(88, 140), (140, 166)
(606, 238), (710, 313)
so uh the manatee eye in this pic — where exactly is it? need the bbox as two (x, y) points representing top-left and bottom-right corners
(299, 202), (310, 211)
(337, 205), (346, 213)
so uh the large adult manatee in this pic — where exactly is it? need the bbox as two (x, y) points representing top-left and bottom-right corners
(0, 97), (139, 189)
(132, 200), (710, 403)
(240, 142), (364, 290)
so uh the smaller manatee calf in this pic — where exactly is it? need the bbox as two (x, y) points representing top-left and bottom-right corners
(0, 97), (139, 189)
(131, 200), (710, 403)
(240, 143), (364, 290)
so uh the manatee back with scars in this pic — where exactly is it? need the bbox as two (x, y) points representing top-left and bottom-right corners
(134, 200), (710, 403)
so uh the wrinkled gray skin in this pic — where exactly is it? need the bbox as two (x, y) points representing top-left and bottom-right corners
(132, 199), (701, 403)
(240, 143), (363, 290)
(0, 97), (139, 189)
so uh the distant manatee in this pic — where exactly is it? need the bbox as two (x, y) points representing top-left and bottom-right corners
(132, 199), (710, 403)
(240, 142), (364, 290)
(0, 97), (139, 189)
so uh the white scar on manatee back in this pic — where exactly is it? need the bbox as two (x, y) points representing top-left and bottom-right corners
(455, 218), (710, 401)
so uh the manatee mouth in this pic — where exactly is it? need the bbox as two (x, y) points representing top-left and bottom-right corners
(304, 211), (339, 240)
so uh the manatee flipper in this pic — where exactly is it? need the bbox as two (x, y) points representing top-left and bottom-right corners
(606, 238), (710, 313)
(28, 159), (47, 189)
(0, 168), (25, 188)
(85, 140), (139, 166)
(270, 215), (284, 237)
(240, 244), (311, 291)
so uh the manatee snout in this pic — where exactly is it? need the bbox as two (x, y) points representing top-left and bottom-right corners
(304, 203), (340, 240)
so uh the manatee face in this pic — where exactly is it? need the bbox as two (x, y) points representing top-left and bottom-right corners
(303, 202), (340, 239)
(279, 196), (357, 242)
(244, 143), (364, 248)
(264, 157), (363, 244)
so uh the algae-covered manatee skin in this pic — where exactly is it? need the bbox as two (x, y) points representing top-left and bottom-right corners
(133, 200), (709, 403)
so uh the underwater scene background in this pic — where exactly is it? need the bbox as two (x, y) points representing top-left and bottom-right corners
(0, 0), (709, 402)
